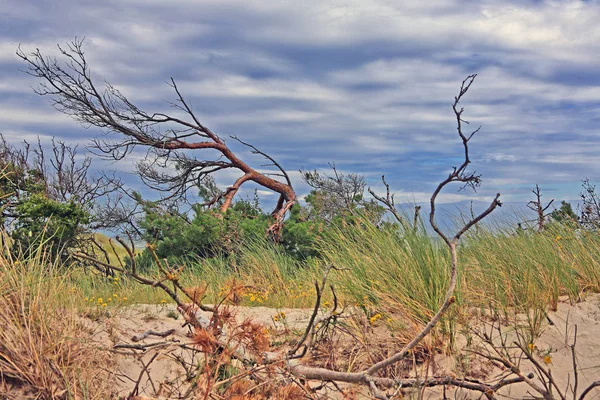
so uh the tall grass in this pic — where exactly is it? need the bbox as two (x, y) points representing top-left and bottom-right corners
(462, 223), (600, 310)
(66, 216), (600, 346)
(314, 217), (600, 344)
(69, 237), (322, 308)
(0, 233), (112, 399)
(319, 222), (452, 331)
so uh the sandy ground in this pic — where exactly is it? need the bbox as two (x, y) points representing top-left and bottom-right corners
(92, 305), (320, 397)
(89, 295), (600, 399)
(435, 295), (600, 400)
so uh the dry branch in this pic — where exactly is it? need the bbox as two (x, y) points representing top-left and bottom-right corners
(131, 329), (176, 342)
(273, 74), (502, 399)
(527, 184), (554, 232)
(368, 175), (410, 230)
(17, 39), (297, 236)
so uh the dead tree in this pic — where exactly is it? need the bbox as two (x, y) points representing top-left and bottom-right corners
(17, 39), (297, 237)
(288, 75), (502, 397)
(527, 184), (554, 232)
(580, 178), (600, 230)
(301, 163), (368, 221)
(368, 175), (422, 232)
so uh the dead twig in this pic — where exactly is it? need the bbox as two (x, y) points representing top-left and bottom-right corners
(130, 352), (159, 397)
(113, 341), (176, 351)
(132, 329), (176, 342)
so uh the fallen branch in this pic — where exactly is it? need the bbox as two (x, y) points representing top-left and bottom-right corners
(130, 353), (159, 397)
(114, 341), (175, 351)
(579, 381), (600, 400)
(132, 329), (176, 342)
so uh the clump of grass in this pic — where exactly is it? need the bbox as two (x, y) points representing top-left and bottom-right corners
(68, 266), (161, 307)
(181, 238), (321, 308)
(319, 220), (456, 345)
(0, 232), (113, 399)
(462, 222), (600, 312)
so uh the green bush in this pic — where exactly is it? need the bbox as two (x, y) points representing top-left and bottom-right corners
(11, 194), (89, 260)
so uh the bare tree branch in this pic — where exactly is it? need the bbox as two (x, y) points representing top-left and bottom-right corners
(17, 39), (297, 236)
(527, 184), (554, 232)
(280, 74), (502, 397)
(368, 175), (409, 229)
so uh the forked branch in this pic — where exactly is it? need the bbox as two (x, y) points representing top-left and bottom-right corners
(280, 75), (502, 398)
(368, 175), (409, 230)
(527, 184), (554, 232)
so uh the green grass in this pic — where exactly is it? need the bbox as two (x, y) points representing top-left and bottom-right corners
(64, 217), (600, 347)
(462, 224), (600, 310)
(69, 237), (322, 308)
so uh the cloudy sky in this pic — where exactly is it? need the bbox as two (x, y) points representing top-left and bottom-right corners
(1, 0), (599, 214)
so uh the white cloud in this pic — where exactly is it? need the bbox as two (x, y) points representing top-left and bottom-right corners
(0, 106), (73, 126)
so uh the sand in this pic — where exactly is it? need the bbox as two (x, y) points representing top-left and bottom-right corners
(87, 295), (600, 399)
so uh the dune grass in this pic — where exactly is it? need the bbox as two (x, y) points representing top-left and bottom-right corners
(462, 224), (600, 308)
(69, 238), (323, 309)
(64, 217), (600, 348)
(0, 233), (112, 399)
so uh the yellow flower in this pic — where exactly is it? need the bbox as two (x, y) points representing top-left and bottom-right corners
(543, 355), (552, 365)
(555, 235), (562, 242)
(250, 295), (256, 302)
(97, 298), (103, 304)
(161, 299), (167, 304)
(102, 303), (107, 307)
(369, 313), (382, 326)
(122, 297), (128, 301)
(323, 301), (331, 308)
(113, 294), (118, 298)
(273, 311), (286, 322)
(528, 343), (535, 351)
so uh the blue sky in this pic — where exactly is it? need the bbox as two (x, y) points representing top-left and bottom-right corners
(1, 0), (599, 214)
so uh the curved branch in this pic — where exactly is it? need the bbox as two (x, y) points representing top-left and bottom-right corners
(280, 75), (502, 394)
(17, 39), (297, 229)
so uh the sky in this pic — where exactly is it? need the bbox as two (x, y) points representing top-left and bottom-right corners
(1, 0), (599, 217)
